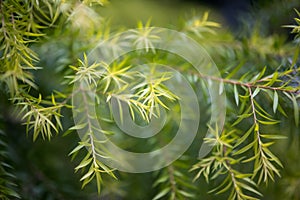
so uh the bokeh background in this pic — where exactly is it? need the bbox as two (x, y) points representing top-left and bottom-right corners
(1, 0), (300, 199)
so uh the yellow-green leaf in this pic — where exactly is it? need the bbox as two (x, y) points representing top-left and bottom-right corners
(273, 91), (278, 113)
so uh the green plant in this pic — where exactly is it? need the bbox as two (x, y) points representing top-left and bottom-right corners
(0, 129), (20, 199)
(0, 1), (300, 199)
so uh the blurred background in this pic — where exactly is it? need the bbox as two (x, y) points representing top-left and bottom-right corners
(1, 0), (300, 199)
(99, 0), (299, 36)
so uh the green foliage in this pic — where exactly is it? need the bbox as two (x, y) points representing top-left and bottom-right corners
(192, 127), (262, 200)
(1, 1), (300, 199)
(0, 0), (59, 96)
(283, 9), (300, 41)
(0, 130), (19, 199)
(183, 11), (221, 38)
(13, 93), (63, 141)
(153, 158), (196, 200)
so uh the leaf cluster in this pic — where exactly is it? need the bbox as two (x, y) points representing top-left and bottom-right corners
(1, 1), (300, 200)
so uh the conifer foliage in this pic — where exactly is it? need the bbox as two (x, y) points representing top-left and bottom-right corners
(0, 0), (300, 199)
